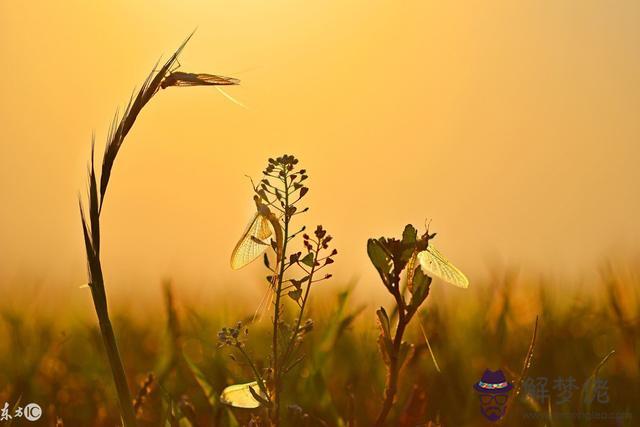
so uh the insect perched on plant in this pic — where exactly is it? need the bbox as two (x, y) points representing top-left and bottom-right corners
(160, 71), (240, 89)
(156, 46), (247, 107)
(230, 195), (284, 319)
(160, 62), (246, 107)
(412, 226), (469, 288)
(230, 195), (283, 270)
(220, 381), (265, 409)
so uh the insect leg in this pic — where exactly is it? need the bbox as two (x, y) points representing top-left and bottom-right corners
(169, 57), (182, 73)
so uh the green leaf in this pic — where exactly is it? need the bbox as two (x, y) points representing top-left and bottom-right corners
(367, 239), (392, 284)
(400, 224), (418, 263)
(290, 275), (309, 289)
(263, 253), (270, 269)
(288, 289), (302, 301)
(376, 307), (391, 340)
(402, 224), (417, 246)
(376, 307), (393, 366)
(300, 252), (315, 267)
(409, 267), (432, 309)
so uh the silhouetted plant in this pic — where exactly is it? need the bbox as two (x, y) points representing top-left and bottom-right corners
(78, 33), (239, 426)
(78, 37), (190, 427)
(222, 155), (337, 426)
(367, 224), (433, 426)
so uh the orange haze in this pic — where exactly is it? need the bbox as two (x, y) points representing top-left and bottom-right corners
(1, 1), (639, 305)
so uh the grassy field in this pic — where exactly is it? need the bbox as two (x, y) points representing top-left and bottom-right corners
(1, 35), (636, 427)
(0, 267), (637, 426)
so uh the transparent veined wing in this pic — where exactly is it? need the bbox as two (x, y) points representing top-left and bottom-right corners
(162, 72), (240, 88)
(220, 381), (265, 408)
(230, 212), (272, 270)
(417, 245), (469, 288)
(196, 73), (240, 85)
(172, 73), (239, 86)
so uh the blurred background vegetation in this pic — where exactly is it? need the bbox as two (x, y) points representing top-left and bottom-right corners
(2, 1), (640, 426)
(0, 263), (637, 426)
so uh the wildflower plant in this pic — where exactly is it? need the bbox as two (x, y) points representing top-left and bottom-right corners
(222, 154), (337, 425)
(367, 224), (433, 426)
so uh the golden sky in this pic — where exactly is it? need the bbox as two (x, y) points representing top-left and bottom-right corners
(1, 1), (639, 303)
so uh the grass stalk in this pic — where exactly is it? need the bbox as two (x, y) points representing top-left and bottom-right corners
(500, 315), (539, 424)
(79, 35), (193, 427)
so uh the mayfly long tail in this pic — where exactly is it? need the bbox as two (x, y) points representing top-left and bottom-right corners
(252, 271), (279, 322)
(216, 87), (247, 109)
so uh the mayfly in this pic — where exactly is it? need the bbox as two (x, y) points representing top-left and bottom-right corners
(409, 226), (470, 289)
(231, 195), (283, 319)
(160, 70), (246, 108)
(230, 195), (282, 270)
(160, 72), (240, 89)
(220, 381), (266, 409)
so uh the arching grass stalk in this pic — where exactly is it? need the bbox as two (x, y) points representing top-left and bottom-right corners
(78, 35), (194, 427)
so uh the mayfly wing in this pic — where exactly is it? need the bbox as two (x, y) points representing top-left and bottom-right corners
(220, 381), (265, 408)
(417, 245), (469, 288)
(162, 71), (240, 88)
(169, 72), (240, 87)
(196, 73), (240, 85)
(252, 281), (275, 322)
(230, 212), (273, 270)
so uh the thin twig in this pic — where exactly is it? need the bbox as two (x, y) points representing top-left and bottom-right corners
(501, 315), (539, 424)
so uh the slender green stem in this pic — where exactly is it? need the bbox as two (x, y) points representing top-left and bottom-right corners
(281, 240), (320, 369)
(237, 345), (269, 401)
(271, 171), (290, 426)
(374, 318), (407, 427)
(90, 269), (137, 427)
(375, 281), (414, 427)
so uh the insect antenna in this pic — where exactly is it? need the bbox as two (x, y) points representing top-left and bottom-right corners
(423, 218), (436, 241)
(245, 175), (259, 192)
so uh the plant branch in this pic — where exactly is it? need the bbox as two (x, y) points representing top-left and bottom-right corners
(271, 169), (290, 426)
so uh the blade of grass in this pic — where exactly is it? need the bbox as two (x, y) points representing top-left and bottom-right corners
(501, 315), (539, 424)
(79, 33), (195, 427)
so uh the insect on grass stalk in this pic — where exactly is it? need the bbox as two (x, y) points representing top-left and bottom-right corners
(79, 33), (233, 426)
